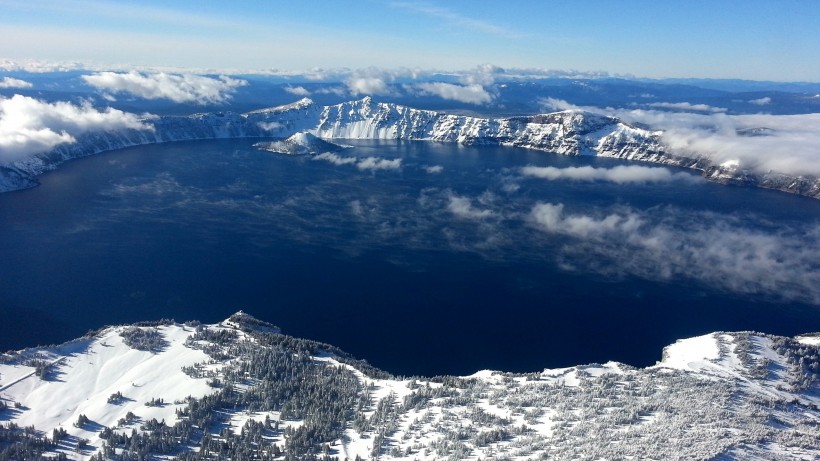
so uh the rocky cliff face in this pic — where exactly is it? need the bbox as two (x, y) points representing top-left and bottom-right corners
(2, 97), (819, 199)
(314, 98), (671, 160)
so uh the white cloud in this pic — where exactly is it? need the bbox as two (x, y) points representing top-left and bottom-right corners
(356, 157), (402, 171)
(459, 67), (615, 81)
(313, 152), (357, 166)
(646, 102), (727, 113)
(346, 77), (393, 96)
(313, 152), (402, 171)
(408, 65), (499, 104)
(301, 67), (355, 81)
(314, 86), (348, 97)
(414, 82), (493, 104)
(0, 61), (615, 82)
(748, 97), (771, 105)
(335, 67), (454, 97)
(81, 71), (247, 104)
(459, 64), (504, 86)
(297, 66), (611, 88)
(349, 200), (365, 217)
(529, 202), (820, 303)
(257, 121), (284, 132)
(616, 109), (820, 176)
(531, 202), (642, 238)
(284, 86), (310, 96)
(0, 58), (86, 73)
(539, 97), (585, 112)
(0, 77), (33, 89)
(539, 98), (820, 177)
(521, 165), (696, 184)
(424, 165), (444, 174)
(338, 67), (413, 96)
(448, 195), (495, 220)
(0, 94), (152, 163)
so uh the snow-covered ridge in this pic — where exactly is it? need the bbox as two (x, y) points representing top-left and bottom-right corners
(314, 97), (667, 161)
(1, 314), (818, 460)
(2, 97), (818, 199)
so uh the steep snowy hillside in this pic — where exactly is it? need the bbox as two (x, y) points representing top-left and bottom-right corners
(1, 97), (819, 199)
(1, 313), (819, 460)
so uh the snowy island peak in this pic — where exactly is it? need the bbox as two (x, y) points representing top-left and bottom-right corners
(254, 131), (345, 155)
(1, 313), (819, 460)
(1, 97), (818, 200)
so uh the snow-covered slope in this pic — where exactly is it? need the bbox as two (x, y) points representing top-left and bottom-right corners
(2, 97), (818, 199)
(1, 313), (819, 460)
(0, 323), (214, 448)
(254, 131), (344, 155)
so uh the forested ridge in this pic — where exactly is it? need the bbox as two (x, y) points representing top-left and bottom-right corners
(1, 313), (818, 460)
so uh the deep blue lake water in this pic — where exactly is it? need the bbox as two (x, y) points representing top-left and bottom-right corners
(2, 139), (820, 376)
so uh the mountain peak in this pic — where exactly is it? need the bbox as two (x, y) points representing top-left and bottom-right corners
(254, 130), (344, 155)
(246, 97), (316, 115)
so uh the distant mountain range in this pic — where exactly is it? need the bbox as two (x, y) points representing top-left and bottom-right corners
(2, 97), (818, 199)
(1, 312), (818, 460)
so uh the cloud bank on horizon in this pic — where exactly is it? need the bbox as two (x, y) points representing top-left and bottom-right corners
(336, 66), (498, 104)
(413, 82), (493, 104)
(1, 0), (818, 80)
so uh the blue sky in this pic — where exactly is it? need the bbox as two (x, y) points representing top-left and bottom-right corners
(1, 0), (818, 81)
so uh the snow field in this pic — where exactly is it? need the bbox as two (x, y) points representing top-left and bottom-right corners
(0, 324), (220, 459)
(2, 315), (818, 460)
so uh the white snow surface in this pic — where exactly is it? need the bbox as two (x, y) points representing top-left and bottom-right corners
(797, 334), (820, 346)
(254, 130), (344, 155)
(1, 316), (819, 460)
(0, 324), (217, 459)
(656, 333), (720, 371)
